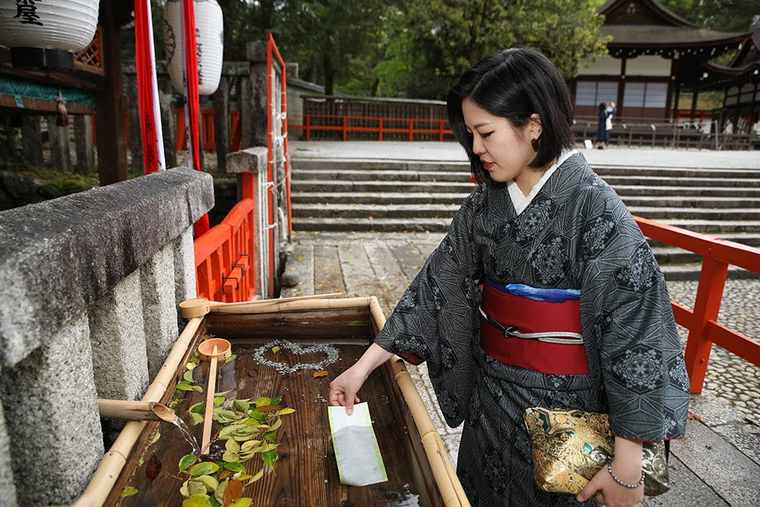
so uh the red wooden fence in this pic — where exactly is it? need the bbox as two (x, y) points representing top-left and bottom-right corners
(194, 197), (256, 302)
(635, 216), (760, 393)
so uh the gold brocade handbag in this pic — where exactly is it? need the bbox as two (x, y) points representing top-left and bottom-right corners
(523, 407), (670, 497)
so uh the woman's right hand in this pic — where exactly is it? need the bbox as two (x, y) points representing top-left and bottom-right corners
(328, 364), (369, 415)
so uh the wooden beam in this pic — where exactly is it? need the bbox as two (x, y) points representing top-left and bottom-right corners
(95, 0), (128, 185)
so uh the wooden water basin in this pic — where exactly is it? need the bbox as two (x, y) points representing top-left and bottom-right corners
(83, 296), (468, 507)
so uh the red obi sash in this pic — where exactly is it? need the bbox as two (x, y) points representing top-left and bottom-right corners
(480, 284), (589, 375)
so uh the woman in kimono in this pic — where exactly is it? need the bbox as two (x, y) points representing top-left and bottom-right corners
(329, 48), (689, 506)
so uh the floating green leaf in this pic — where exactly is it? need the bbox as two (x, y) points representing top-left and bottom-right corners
(197, 475), (219, 492)
(276, 407), (296, 416)
(214, 395), (225, 407)
(271, 345), (281, 354)
(247, 409), (266, 423)
(183, 495), (212, 507)
(254, 396), (271, 408)
(224, 353), (237, 365)
(223, 461), (244, 473)
(214, 479), (228, 504)
(225, 439), (240, 453)
(186, 361), (197, 371)
(233, 399), (250, 412)
(222, 450), (239, 463)
(183, 370), (194, 383)
(247, 469), (264, 485)
(189, 402), (205, 414)
(190, 412), (205, 426)
(271, 395), (283, 405)
(179, 454), (198, 473)
(230, 499), (253, 507)
(149, 430), (161, 446)
(209, 497), (222, 507)
(262, 450), (278, 470)
(187, 481), (207, 497)
(189, 462), (220, 477)
(121, 486), (138, 498)
(177, 382), (203, 392)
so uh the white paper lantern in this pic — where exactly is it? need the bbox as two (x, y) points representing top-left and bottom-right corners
(164, 0), (224, 96)
(0, 0), (99, 52)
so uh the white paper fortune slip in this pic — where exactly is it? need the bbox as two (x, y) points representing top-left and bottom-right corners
(327, 402), (388, 486)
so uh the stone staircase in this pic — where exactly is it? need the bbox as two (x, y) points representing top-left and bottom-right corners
(290, 157), (760, 280)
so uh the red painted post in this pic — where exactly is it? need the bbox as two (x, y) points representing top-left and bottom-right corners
(379, 117), (384, 141)
(439, 119), (444, 142)
(305, 114), (312, 141)
(342, 115), (349, 141)
(684, 256), (729, 393)
(408, 119), (414, 141)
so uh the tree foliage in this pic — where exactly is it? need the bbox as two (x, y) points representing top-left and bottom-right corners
(659, 0), (758, 32)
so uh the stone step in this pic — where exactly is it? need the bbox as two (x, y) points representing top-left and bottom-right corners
(293, 202), (760, 222)
(293, 169), (760, 187)
(293, 191), (760, 210)
(293, 169), (472, 182)
(292, 179), (760, 197)
(293, 192), (470, 205)
(292, 216), (760, 235)
(600, 186), (760, 197)
(291, 179), (476, 193)
(596, 175), (760, 188)
(659, 263), (758, 281)
(292, 158), (760, 179)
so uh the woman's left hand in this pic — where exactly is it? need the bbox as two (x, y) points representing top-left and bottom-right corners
(576, 463), (644, 507)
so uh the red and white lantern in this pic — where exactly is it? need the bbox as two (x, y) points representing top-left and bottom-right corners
(0, 0), (99, 52)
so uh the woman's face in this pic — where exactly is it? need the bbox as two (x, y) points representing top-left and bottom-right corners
(461, 97), (538, 183)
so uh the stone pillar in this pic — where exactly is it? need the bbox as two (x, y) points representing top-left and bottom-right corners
(140, 244), (179, 379)
(1, 317), (103, 506)
(88, 270), (149, 400)
(247, 41), (268, 148)
(0, 394), (18, 506)
(160, 88), (177, 169)
(174, 226), (197, 304)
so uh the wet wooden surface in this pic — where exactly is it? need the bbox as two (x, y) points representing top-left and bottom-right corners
(107, 327), (433, 506)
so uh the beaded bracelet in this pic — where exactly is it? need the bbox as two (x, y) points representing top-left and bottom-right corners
(606, 462), (645, 489)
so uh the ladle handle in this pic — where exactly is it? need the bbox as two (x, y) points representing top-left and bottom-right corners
(201, 347), (219, 454)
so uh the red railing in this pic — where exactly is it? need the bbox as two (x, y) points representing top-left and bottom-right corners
(302, 113), (455, 142)
(194, 198), (256, 302)
(635, 216), (760, 393)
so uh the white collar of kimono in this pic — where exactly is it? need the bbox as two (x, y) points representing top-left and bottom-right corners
(508, 149), (578, 215)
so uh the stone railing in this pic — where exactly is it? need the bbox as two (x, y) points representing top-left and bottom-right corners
(0, 167), (214, 506)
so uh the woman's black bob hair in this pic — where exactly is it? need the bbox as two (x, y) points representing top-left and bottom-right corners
(447, 48), (574, 185)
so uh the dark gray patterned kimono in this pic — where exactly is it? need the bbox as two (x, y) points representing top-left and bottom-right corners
(373, 153), (689, 506)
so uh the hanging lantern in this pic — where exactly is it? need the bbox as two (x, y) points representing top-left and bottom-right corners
(0, 0), (99, 52)
(164, 0), (224, 96)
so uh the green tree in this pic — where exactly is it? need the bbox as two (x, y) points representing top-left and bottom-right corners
(277, 0), (390, 95)
(659, 0), (758, 32)
(379, 0), (609, 99)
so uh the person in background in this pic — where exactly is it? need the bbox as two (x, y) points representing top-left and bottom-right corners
(596, 102), (608, 148)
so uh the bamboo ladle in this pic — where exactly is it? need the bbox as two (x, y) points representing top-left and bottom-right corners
(198, 337), (232, 454)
